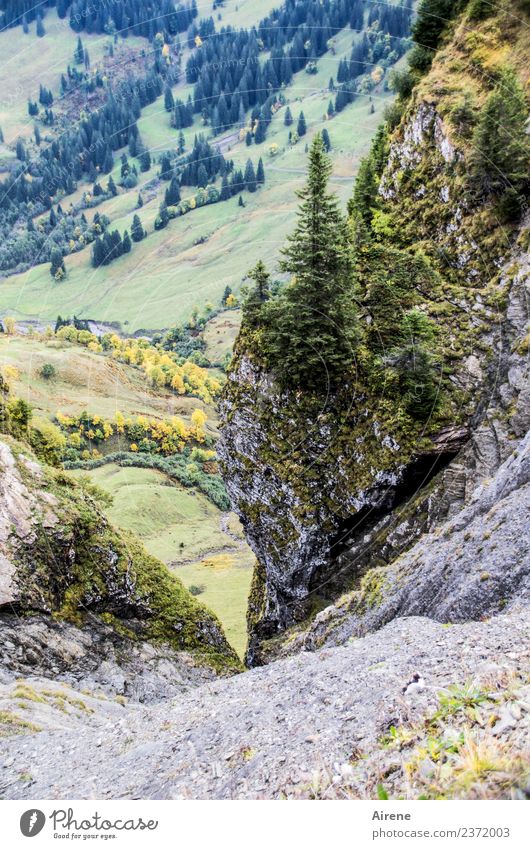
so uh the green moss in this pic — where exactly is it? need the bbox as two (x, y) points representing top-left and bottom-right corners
(7, 437), (241, 673)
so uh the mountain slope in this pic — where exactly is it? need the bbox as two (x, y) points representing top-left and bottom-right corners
(218, 0), (530, 664)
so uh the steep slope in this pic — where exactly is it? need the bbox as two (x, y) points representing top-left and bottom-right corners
(1, 608), (528, 799)
(218, 0), (530, 664)
(0, 433), (240, 696)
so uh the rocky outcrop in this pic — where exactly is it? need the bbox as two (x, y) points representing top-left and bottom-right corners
(0, 436), (240, 681)
(219, 6), (530, 663)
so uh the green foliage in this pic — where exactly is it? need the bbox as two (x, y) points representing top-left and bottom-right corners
(242, 260), (271, 329)
(260, 135), (358, 390)
(469, 69), (530, 207)
(28, 417), (67, 467)
(6, 397), (31, 439)
(40, 363), (56, 380)
(409, 0), (465, 72)
(390, 310), (442, 420)
(468, 0), (497, 21)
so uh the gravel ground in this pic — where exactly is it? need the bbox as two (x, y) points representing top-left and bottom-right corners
(1, 608), (528, 800)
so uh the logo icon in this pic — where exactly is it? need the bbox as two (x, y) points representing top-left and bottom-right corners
(20, 810), (46, 837)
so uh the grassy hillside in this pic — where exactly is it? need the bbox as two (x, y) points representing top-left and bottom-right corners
(0, 331), (253, 655)
(70, 462), (253, 657)
(0, 15), (400, 331)
(0, 334), (218, 432)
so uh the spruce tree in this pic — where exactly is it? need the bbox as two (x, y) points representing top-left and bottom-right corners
(244, 159), (257, 192)
(36, 13), (45, 37)
(347, 156), (379, 226)
(470, 69), (530, 200)
(262, 135), (358, 390)
(256, 157), (265, 184)
(165, 175), (181, 204)
(131, 214), (146, 242)
(321, 128), (331, 151)
(107, 176), (117, 196)
(297, 111), (307, 136)
(50, 248), (65, 279)
(75, 36), (84, 64)
(164, 86), (175, 112)
(220, 175), (231, 201)
(242, 260), (270, 328)
(284, 106), (293, 126)
(122, 231), (132, 253)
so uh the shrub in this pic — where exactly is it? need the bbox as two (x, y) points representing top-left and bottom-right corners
(40, 363), (56, 380)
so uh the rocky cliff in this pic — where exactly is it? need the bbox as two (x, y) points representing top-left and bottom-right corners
(0, 433), (240, 698)
(219, 1), (530, 664)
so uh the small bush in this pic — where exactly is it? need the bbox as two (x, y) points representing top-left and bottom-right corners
(40, 363), (56, 380)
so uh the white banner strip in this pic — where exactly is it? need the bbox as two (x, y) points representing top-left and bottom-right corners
(1, 799), (527, 848)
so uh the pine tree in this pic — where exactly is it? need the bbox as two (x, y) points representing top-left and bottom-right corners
(178, 131), (185, 154)
(220, 175), (231, 201)
(36, 13), (45, 37)
(131, 214), (146, 242)
(470, 69), (529, 202)
(159, 154), (172, 180)
(297, 111), (307, 136)
(197, 164), (208, 188)
(165, 175), (181, 205)
(256, 157), (265, 184)
(242, 260), (270, 328)
(262, 135), (358, 389)
(138, 149), (151, 172)
(92, 237), (105, 268)
(244, 159), (257, 192)
(155, 201), (169, 230)
(75, 36), (84, 64)
(50, 248), (65, 279)
(164, 86), (175, 112)
(238, 195), (245, 207)
(137, 193), (144, 208)
(347, 156), (379, 226)
(321, 128), (331, 151)
(122, 231), (132, 253)
(107, 176), (117, 196)
(284, 106), (293, 126)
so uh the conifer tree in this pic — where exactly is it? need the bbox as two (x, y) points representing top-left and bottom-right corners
(75, 36), (84, 64)
(244, 159), (257, 192)
(321, 128), (331, 151)
(164, 86), (175, 112)
(107, 175), (117, 196)
(470, 69), (530, 201)
(262, 135), (358, 389)
(256, 157), (265, 184)
(284, 106), (293, 126)
(50, 248), (65, 279)
(165, 175), (181, 205)
(36, 13), (45, 37)
(131, 214), (146, 242)
(297, 111), (307, 136)
(242, 260), (271, 328)
(122, 230), (132, 253)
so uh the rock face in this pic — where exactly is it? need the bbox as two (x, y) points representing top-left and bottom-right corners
(0, 436), (240, 684)
(219, 7), (530, 663)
